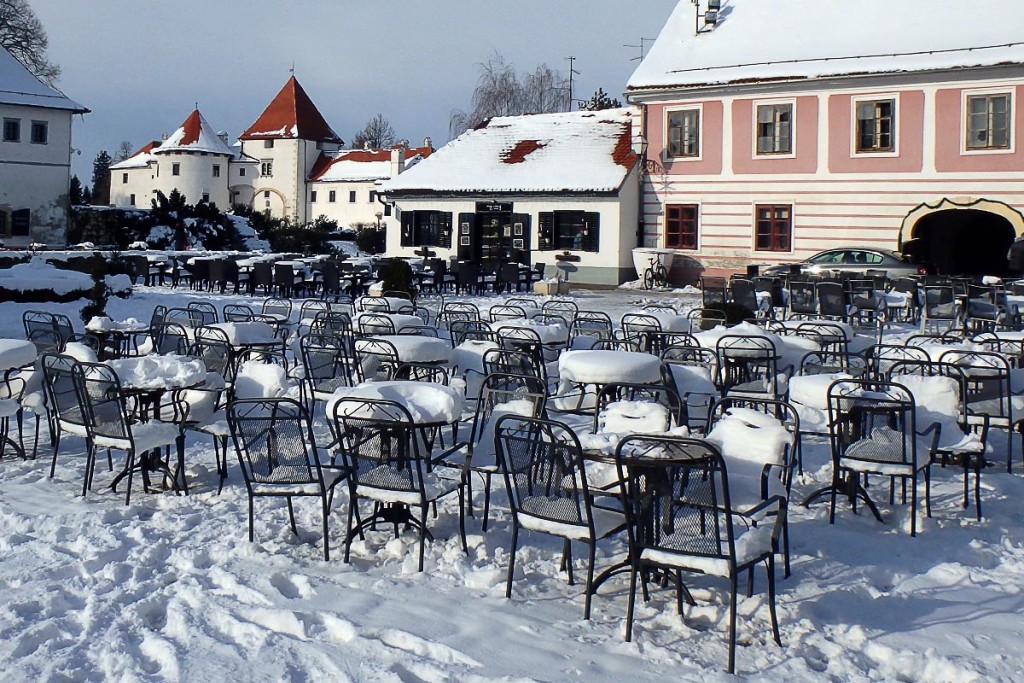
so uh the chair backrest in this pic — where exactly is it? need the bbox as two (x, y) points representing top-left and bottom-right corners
(687, 307), (727, 331)
(594, 382), (684, 434)
(299, 300), (329, 323)
(449, 320), (496, 347)
(187, 301), (219, 326)
(489, 305), (527, 322)
(262, 298), (292, 319)
(614, 436), (737, 566)
(498, 326), (544, 360)
(816, 282), (847, 318)
(358, 296), (391, 313)
(706, 397), (800, 485)
(938, 349), (1012, 412)
(192, 330), (235, 382)
(482, 347), (545, 381)
(331, 397), (424, 496)
(716, 334), (779, 390)
(620, 313), (662, 346)
(495, 415), (592, 532)
(355, 337), (400, 381)
(541, 300), (579, 322)
(251, 262), (273, 290)
(310, 311), (355, 340)
(867, 343), (930, 376)
(228, 398), (322, 486)
(569, 311), (614, 346)
(223, 304), (255, 323)
(41, 353), (85, 429)
(787, 281), (817, 316)
(505, 297), (539, 309)
(471, 372), (548, 448)
(701, 276), (728, 308)
(154, 322), (190, 356)
(798, 350), (868, 377)
(356, 313), (396, 336)
(301, 332), (360, 388)
(72, 361), (131, 446)
(394, 362), (450, 383)
(24, 310), (62, 355)
(923, 286), (956, 320)
(826, 378), (918, 468)
(730, 278), (758, 311)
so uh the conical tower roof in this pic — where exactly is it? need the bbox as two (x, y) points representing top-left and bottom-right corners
(240, 76), (341, 143)
(153, 109), (234, 156)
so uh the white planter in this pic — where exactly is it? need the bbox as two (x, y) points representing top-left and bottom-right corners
(533, 280), (570, 296)
(632, 248), (676, 278)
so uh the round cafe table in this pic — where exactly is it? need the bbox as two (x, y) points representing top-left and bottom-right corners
(355, 335), (452, 364)
(556, 349), (664, 413)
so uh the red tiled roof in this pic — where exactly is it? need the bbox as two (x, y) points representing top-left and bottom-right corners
(178, 109), (202, 145)
(501, 139), (546, 164)
(239, 76), (341, 143)
(610, 127), (638, 169)
(308, 146), (434, 181)
(129, 141), (159, 157)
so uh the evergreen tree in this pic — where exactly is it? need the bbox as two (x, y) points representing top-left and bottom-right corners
(81, 185), (92, 205)
(579, 87), (622, 111)
(69, 175), (83, 205)
(91, 150), (112, 206)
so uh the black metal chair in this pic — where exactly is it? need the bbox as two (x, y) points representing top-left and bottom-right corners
(613, 435), (782, 674)
(495, 415), (626, 619)
(299, 333), (361, 410)
(227, 398), (350, 560)
(331, 397), (467, 571)
(355, 337), (401, 381)
(73, 361), (185, 505)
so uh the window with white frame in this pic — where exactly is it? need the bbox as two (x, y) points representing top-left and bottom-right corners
(855, 99), (895, 152)
(966, 93), (1011, 150)
(666, 108), (700, 158)
(756, 103), (792, 154)
(260, 159), (273, 177)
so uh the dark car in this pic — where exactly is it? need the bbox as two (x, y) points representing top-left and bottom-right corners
(760, 247), (931, 278)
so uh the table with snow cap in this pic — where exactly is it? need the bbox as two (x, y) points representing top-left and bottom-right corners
(555, 349), (665, 413)
(106, 354), (208, 495)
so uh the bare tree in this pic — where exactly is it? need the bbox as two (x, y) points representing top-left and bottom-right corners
(350, 113), (396, 150)
(116, 140), (134, 162)
(449, 53), (569, 139)
(0, 0), (60, 86)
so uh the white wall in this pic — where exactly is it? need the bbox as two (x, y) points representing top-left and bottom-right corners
(308, 179), (392, 230)
(0, 103), (74, 245)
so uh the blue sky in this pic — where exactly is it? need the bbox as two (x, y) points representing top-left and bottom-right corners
(30, 0), (677, 181)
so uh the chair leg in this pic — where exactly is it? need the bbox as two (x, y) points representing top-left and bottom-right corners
(124, 451), (136, 506)
(561, 539), (574, 585)
(344, 493), (356, 563)
(248, 497), (255, 542)
(81, 443), (94, 497)
(910, 473), (918, 537)
(286, 497), (298, 535)
(321, 494), (330, 561)
(727, 573), (739, 675)
(767, 556), (782, 646)
(458, 486), (468, 554)
(49, 430), (61, 478)
(583, 542), (597, 620)
(625, 565), (638, 642)
(505, 523), (519, 599)
(417, 504), (428, 572)
(481, 472), (492, 532)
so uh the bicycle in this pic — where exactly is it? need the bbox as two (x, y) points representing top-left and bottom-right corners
(642, 254), (668, 290)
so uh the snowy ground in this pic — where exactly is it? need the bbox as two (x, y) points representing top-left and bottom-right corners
(0, 285), (1022, 681)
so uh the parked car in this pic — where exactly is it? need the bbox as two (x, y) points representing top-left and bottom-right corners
(760, 247), (932, 278)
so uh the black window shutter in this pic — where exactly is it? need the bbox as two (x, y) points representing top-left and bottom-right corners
(400, 211), (414, 247)
(457, 212), (474, 260)
(582, 212), (600, 252)
(538, 212), (554, 251)
(11, 209), (30, 237)
(439, 212), (453, 249)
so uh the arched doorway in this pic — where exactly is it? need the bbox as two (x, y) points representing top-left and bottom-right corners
(900, 198), (1024, 275)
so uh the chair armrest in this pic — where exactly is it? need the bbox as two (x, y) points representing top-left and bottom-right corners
(432, 441), (470, 468)
(916, 420), (942, 455)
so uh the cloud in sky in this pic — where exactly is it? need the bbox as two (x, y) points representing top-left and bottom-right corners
(30, 0), (677, 180)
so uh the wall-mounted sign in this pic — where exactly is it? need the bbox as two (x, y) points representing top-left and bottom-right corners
(475, 201), (513, 213)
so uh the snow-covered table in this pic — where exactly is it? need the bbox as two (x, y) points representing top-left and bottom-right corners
(450, 340), (499, 376)
(206, 322), (279, 348)
(356, 335), (452, 364)
(356, 313), (424, 333)
(559, 350), (663, 385)
(492, 319), (569, 345)
(0, 339), (37, 371)
(357, 296), (416, 314)
(107, 354), (208, 392)
(642, 310), (692, 333)
(326, 380), (464, 425)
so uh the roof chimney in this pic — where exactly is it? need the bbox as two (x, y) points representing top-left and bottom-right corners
(423, 137), (432, 150)
(161, 132), (168, 141)
(217, 131), (229, 146)
(363, 140), (371, 150)
(390, 140), (407, 177)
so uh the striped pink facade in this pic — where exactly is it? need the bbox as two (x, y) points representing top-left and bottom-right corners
(635, 75), (1024, 280)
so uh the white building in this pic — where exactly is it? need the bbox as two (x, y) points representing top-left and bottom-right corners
(0, 45), (87, 246)
(379, 109), (641, 285)
(308, 143), (432, 230)
(110, 109), (257, 210)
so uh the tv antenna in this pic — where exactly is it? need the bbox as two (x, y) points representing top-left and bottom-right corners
(565, 56), (581, 111)
(624, 38), (655, 62)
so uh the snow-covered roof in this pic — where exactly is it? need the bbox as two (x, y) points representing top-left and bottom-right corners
(153, 110), (234, 156)
(0, 45), (87, 112)
(110, 142), (159, 170)
(240, 76), (342, 143)
(628, 0), (1024, 92)
(381, 109), (637, 195)
(310, 146), (434, 183)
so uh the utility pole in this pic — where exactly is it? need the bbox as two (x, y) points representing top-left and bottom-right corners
(565, 56), (580, 111)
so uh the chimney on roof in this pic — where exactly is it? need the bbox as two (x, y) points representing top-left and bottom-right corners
(363, 140), (371, 150)
(217, 131), (229, 146)
(423, 137), (432, 150)
(391, 140), (407, 177)
(161, 132), (168, 141)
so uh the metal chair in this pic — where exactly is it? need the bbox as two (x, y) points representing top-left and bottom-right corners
(227, 398), (350, 560)
(495, 415), (625, 619)
(614, 435), (782, 674)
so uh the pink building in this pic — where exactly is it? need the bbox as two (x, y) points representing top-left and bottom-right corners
(627, 0), (1024, 279)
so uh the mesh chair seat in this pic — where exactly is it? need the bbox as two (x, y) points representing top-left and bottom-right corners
(92, 420), (181, 453)
(844, 426), (931, 475)
(247, 467), (348, 497)
(355, 464), (463, 505)
(517, 502), (624, 542)
(641, 521), (774, 578)
(967, 396), (1024, 424)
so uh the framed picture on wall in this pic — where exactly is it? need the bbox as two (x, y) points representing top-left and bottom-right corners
(460, 236), (470, 246)
(460, 222), (470, 235)
(512, 238), (524, 249)
(514, 223), (523, 236)
(503, 226), (511, 237)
